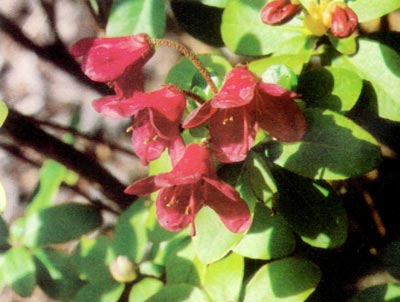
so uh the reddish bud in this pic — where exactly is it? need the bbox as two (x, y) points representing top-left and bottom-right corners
(261, 0), (301, 25)
(330, 5), (358, 38)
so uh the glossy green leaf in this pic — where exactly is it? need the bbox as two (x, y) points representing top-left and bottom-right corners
(351, 283), (400, 302)
(200, 0), (232, 7)
(328, 35), (358, 55)
(138, 261), (164, 278)
(34, 249), (83, 300)
(234, 203), (295, 259)
(249, 53), (311, 76)
(72, 280), (124, 302)
(193, 207), (245, 264)
(0, 101), (8, 127)
(221, 0), (307, 56)
(0, 216), (8, 248)
(113, 198), (149, 263)
(243, 257), (321, 302)
(106, 0), (165, 38)
(73, 235), (115, 283)
(146, 284), (209, 302)
(273, 168), (348, 249)
(298, 67), (362, 112)
(166, 238), (206, 286)
(262, 64), (298, 90)
(349, 0), (400, 23)
(272, 108), (381, 180)
(203, 252), (244, 301)
(21, 203), (103, 247)
(3, 247), (36, 297)
(25, 160), (67, 216)
(129, 278), (164, 302)
(165, 52), (232, 98)
(334, 39), (400, 122)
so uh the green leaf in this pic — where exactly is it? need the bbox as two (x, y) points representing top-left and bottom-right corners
(249, 53), (311, 76)
(298, 67), (362, 112)
(221, 0), (307, 56)
(234, 203), (295, 259)
(272, 168), (348, 249)
(33, 249), (84, 300)
(193, 207), (245, 264)
(145, 284), (209, 302)
(348, 0), (400, 23)
(72, 280), (124, 302)
(328, 35), (358, 55)
(113, 198), (149, 263)
(333, 39), (400, 122)
(0, 181), (5, 214)
(166, 238), (206, 286)
(106, 0), (166, 38)
(3, 247), (36, 297)
(21, 203), (103, 247)
(243, 257), (321, 302)
(0, 254), (6, 293)
(203, 252), (244, 301)
(25, 160), (67, 216)
(73, 235), (115, 283)
(200, 0), (233, 8)
(129, 278), (164, 302)
(0, 101), (8, 127)
(261, 64), (298, 90)
(351, 283), (400, 302)
(0, 216), (8, 248)
(272, 108), (381, 180)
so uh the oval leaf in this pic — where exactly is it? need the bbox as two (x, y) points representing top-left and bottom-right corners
(234, 203), (296, 259)
(272, 168), (348, 249)
(22, 203), (103, 247)
(244, 257), (321, 302)
(272, 108), (381, 180)
(349, 0), (400, 23)
(146, 284), (209, 302)
(129, 278), (164, 302)
(3, 247), (36, 297)
(203, 252), (244, 302)
(106, 0), (166, 38)
(221, 0), (307, 56)
(298, 67), (362, 112)
(334, 39), (400, 122)
(72, 280), (124, 302)
(249, 53), (311, 76)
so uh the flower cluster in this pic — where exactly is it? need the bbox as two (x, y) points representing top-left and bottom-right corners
(261, 0), (358, 38)
(70, 33), (306, 235)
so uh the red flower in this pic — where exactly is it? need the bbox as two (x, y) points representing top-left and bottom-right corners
(124, 144), (252, 236)
(183, 66), (306, 163)
(261, 0), (301, 25)
(330, 5), (358, 38)
(93, 86), (186, 165)
(70, 34), (154, 98)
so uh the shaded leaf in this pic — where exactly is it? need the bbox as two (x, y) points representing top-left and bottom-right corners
(244, 257), (321, 302)
(22, 203), (103, 247)
(3, 247), (36, 297)
(146, 284), (209, 302)
(72, 280), (124, 302)
(351, 283), (400, 302)
(234, 203), (295, 259)
(272, 108), (381, 180)
(106, 0), (165, 38)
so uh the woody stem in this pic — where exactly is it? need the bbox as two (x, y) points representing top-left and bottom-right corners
(151, 38), (218, 94)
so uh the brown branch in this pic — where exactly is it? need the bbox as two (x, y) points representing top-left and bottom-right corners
(0, 12), (112, 96)
(2, 109), (137, 211)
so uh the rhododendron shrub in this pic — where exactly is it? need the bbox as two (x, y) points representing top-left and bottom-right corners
(3, 1), (400, 302)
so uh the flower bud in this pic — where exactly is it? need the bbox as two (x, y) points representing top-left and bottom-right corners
(261, 0), (301, 25)
(109, 255), (137, 283)
(330, 4), (358, 38)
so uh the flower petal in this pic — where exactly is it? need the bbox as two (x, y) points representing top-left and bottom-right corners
(156, 185), (202, 232)
(92, 94), (143, 119)
(211, 66), (258, 109)
(182, 101), (217, 129)
(124, 175), (159, 195)
(203, 177), (251, 233)
(155, 144), (216, 186)
(70, 34), (154, 82)
(209, 106), (257, 163)
(256, 83), (306, 142)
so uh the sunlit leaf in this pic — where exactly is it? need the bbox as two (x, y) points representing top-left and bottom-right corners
(146, 284), (209, 302)
(106, 0), (166, 38)
(272, 109), (381, 180)
(244, 257), (321, 302)
(348, 0), (400, 23)
(0, 101), (8, 127)
(129, 278), (163, 302)
(0, 182), (6, 214)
